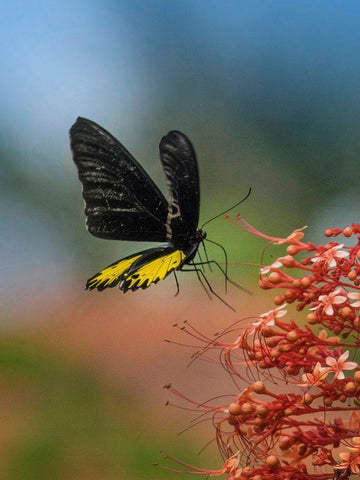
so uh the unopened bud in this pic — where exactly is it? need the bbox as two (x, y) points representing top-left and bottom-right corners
(297, 443), (307, 457)
(266, 337), (279, 347)
(256, 404), (269, 418)
(306, 313), (318, 325)
(228, 402), (242, 416)
(287, 245), (298, 255)
(300, 276), (312, 287)
(343, 227), (353, 237)
(341, 306), (352, 319)
(303, 393), (314, 405)
(279, 344), (292, 353)
(285, 365), (299, 375)
(270, 348), (280, 358)
(266, 455), (279, 468)
(269, 272), (282, 284)
(262, 326), (275, 338)
(284, 406), (297, 416)
(286, 331), (298, 342)
(274, 295), (285, 305)
(252, 381), (265, 394)
(348, 270), (357, 281)
(344, 381), (356, 394)
(354, 371), (360, 384)
(282, 255), (295, 267)
(279, 439), (291, 450)
(241, 402), (255, 414)
(284, 289), (295, 302)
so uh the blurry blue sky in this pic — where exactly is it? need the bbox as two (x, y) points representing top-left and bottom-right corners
(3, 1), (360, 155)
(2, 1), (360, 315)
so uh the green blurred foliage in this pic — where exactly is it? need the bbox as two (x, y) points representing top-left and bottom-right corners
(0, 335), (211, 480)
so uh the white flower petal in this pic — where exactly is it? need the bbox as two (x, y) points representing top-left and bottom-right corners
(339, 351), (349, 362)
(324, 305), (334, 316)
(348, 293), (360, 300)
(344, 361), (358, 370)
(332, 296), (347, 304)
(335, 251), (349, 258)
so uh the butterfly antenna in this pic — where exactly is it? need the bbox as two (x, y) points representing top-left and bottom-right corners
(200, 187), (252, 230)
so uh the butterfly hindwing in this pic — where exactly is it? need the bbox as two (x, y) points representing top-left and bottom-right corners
(70, 117), (169, 242)
(159, 131), (200, 243)
(86, 252), (142, 291)
(121, 246), (187, 292)
(86, 246), (187, 292)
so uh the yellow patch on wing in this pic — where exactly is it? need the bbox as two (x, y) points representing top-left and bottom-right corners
(86, 254), (142, 290)
(123, 250), (186, 291)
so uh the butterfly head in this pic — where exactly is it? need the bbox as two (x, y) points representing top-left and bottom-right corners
(195, 228), (207, 243)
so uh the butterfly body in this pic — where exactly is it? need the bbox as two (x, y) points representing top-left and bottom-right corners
(70, 117), (204, 293)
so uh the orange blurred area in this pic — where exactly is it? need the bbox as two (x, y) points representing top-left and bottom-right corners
(0, 280), (264, 479)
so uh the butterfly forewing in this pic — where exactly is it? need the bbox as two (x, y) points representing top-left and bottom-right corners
(159, 131), (200, 244)
(70, 117), (169, 242)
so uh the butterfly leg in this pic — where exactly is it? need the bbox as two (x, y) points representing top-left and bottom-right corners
(193, 266), (212, 300)
(180, 265), (211, 300)
(181, 264), (235, 312)
(173, 271), (180, 297)
(196, 247), (212, 274)
(200, 241), (213, 273)
(192, 260), (251, 295)
(193, 258), (226, 291)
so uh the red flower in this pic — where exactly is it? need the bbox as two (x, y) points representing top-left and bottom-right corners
(164, 221), (360, 480)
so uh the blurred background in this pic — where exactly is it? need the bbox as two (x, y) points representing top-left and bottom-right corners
(1, 1), (360, 478)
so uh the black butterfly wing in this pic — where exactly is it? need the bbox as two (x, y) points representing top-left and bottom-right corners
(70, 117), (169, 242)
(159, 131), (200, 244)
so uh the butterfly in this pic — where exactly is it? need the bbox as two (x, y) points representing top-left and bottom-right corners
(70, 117), (210, 294)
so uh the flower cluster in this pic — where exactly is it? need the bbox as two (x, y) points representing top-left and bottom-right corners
(165, 220), (360, 480)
